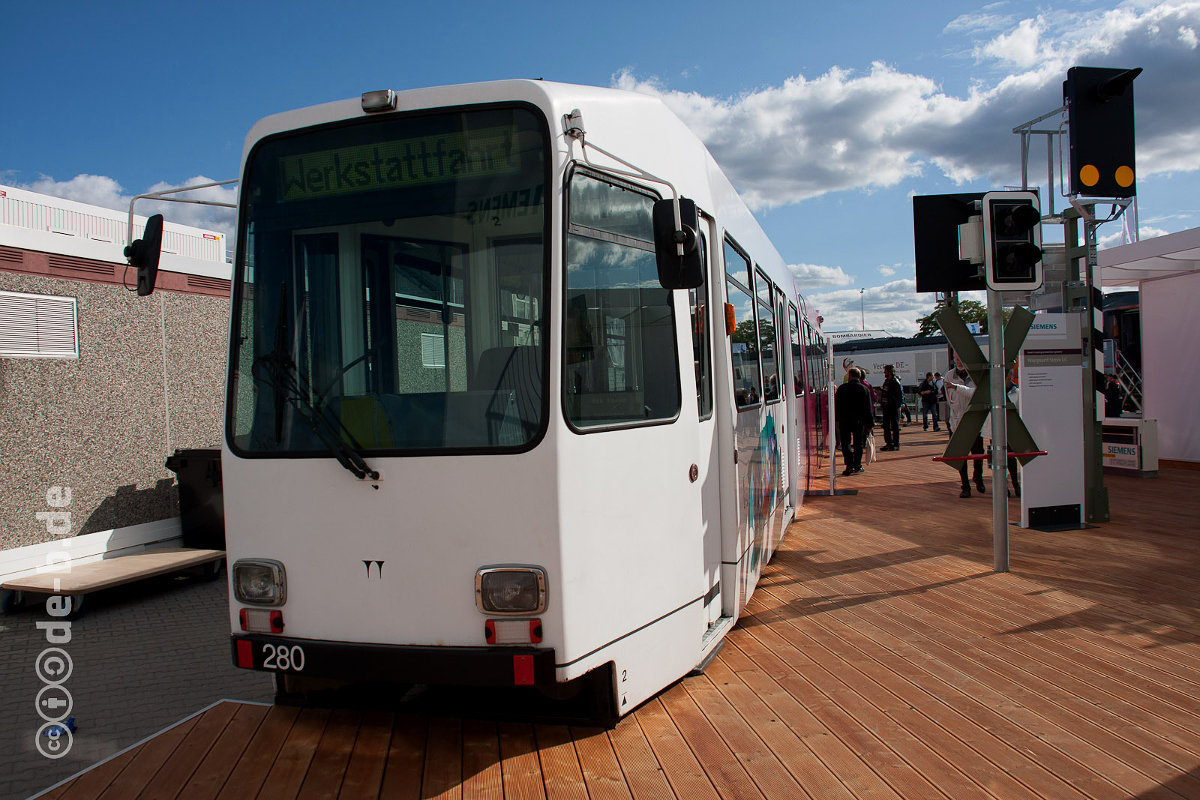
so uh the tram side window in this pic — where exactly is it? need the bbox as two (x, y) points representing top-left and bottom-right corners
(725, 238), (760, 409)
(756, 269), (780, 403)
(789, 304), (803, 396)
(805, 323), (828, 394)
(690, 234), (712, 419)
(565, 171), (680, 429)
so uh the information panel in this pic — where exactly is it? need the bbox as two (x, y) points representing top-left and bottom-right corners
(1019, 314), (1085, 528)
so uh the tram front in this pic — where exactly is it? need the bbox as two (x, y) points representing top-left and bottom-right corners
(224, 96), (564, 696)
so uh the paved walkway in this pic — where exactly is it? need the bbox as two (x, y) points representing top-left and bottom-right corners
(0, 570), (273, 800)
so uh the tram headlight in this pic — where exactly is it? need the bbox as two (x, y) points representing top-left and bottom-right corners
(232, 559), (287, 606)
(475, 566), (546, 615)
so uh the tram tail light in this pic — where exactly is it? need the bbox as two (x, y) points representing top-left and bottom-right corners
(485, 618), (542, 645)
(240, 608), (284, 634)
(724, 303), (736, 336)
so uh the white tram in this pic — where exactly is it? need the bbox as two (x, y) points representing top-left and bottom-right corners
(219, 80), (828, 719)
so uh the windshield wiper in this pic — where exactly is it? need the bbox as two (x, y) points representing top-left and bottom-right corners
(253, 283), (380, 482)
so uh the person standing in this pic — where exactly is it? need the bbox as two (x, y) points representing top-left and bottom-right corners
(943, 355), (985, 498)
(879, 364), (903, 451)
(934, 371), (949, 435)
(1104, 374), (1124, 417)
(835, 367), (874, 475)
(918, 372), (940, 431)
(1004, 367), (1021, 497)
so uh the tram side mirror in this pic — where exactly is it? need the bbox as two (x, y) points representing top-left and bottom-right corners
(653, 197), (703, 290)
(125, 214), (164, 296)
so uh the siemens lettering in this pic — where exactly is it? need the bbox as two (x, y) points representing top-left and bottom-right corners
(278, 127), (520, 201)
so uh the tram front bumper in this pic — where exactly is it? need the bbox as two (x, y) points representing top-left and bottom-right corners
(231, 634), (556, 686)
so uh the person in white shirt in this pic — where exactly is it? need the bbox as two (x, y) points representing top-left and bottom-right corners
(943, 354), (985, 498)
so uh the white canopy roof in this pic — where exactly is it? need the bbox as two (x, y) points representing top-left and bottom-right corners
(1099, 226), (1200, 287)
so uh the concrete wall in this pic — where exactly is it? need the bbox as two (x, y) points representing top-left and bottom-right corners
(0, 270), (229, 548)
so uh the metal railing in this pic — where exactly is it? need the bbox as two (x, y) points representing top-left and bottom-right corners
(1114, 349), (1143, 413)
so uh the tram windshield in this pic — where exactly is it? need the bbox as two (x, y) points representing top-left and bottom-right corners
(227, 106), (549, 455)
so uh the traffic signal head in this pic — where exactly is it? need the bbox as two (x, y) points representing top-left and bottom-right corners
(1064, 66), (1140, 198)
(982, 191), (1042, 292)
(912, 192), (986, 294)
(125, 214), (164, 296)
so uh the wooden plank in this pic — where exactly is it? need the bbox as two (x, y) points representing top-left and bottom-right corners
(765, 580), (1147, 800)
(730, 630), (954, 800)
(133, 702), (240, 800)
(215, 705), (301, 800)
(658, 684), (765, 800)
(605, 718), (671, 800)
(570, 726), (634, 800)
(701, 656), (858, 800)
(802, 533), (1200, 796)
(497, 722), (546, 800)
(297, 708), (363, 800)
(678, 674), (809, 799)
(52, 746), (142, 800)
(177, 703), (271, 800)
(420, 717), (462, 800)
(533, 725), (586, 800)
(3, 548), (224, 594)
(256, 707), (331, 800)
(336, 711), (394, 800)
(632, 698), (719, 800)
(93, 716), (198, 800)
(0, 518), (182, 583)
(378, 714), (428, 800)
(751, 584), (1058, 800)
(461, 718), (502, 800)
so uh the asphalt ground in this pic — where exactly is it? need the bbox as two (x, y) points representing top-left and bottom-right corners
(0, 569), (274, 800)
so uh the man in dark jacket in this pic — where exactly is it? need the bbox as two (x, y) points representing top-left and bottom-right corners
(918, 372), (940, 431)
(1104, 374), (1124, 417)
(835, 367), (874, 475)
(879, 364), (903, 451)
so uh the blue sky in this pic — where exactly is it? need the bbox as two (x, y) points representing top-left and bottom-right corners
(3, 1), (1198, 334)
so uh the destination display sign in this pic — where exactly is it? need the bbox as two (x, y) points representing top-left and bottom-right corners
(278, 126), (521, 202)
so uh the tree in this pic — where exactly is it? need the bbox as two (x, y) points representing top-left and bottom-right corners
(915, 299), (1006, 337)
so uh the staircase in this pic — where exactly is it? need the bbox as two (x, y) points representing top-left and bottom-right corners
(1114, 349), (1143, 414)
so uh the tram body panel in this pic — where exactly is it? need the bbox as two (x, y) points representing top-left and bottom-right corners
(222, 445), (565, 649)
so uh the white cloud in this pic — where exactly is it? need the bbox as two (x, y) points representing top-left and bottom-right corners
(19, 174), (129, 209)
(807, 279), (939, 337)
(1097, 224), (1170, 249)
(945, 9), (1016, 34)
(613, 2), (1200, 208)
(879, 265), (897, 276)
(789, 262), (854, 289)
(976, 17), (1047, 67)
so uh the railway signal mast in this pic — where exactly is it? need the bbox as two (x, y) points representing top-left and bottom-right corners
(1011, 65), (1141, 525)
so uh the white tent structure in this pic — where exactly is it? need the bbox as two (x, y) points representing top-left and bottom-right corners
(1099, 227), (1200, 464)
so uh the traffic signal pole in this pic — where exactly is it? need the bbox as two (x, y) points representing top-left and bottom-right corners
(1064, 204), (1112, 523)
(987, 293), (1009, 572)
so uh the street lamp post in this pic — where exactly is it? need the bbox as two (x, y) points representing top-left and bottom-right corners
(859, 288), (865, 330)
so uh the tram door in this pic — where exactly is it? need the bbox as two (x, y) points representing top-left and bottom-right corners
(693, 214), (723, 630)
(782, 295), (801, 515)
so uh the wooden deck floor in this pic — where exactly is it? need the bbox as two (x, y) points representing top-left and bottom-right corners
(37, 426), (1200, 799)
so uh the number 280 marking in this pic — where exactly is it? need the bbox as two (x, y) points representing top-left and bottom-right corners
(262, 644), (305, 671)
